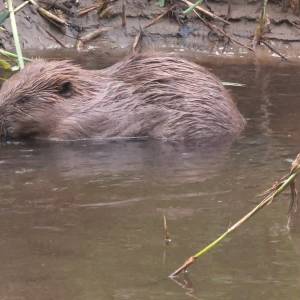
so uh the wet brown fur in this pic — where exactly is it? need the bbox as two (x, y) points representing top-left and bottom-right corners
(0, 54), (245, 141)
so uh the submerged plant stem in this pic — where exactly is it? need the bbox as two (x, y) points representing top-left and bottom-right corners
(170, 153), (300, 277)
(163, 215), (171, 244)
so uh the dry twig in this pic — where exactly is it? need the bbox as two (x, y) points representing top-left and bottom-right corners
(76, 27), (109, 50)
(78, 5), (98, 17)
(121, 0), (126, 27)
(192, 9), (254, 53)
(182, 0), (230, 25)
(163, 215), (172, 244)
(132, 29), (142, 53)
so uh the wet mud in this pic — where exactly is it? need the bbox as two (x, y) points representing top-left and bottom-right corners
(1, 0), (300, 59)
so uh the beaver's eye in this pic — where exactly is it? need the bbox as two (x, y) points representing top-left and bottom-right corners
(58, 81), (73, 97)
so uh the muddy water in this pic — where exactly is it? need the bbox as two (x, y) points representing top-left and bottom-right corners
(1, 52), (300, 300)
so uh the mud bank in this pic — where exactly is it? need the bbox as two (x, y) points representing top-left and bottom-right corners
(1, 0), (300, 59)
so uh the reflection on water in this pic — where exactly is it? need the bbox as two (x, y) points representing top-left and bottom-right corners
(1, 52), (300, 300)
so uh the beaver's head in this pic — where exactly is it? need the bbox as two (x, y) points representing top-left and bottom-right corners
(0, 60), (97, 140)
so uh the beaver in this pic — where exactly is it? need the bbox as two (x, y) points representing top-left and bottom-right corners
(0, 54), (245, 141)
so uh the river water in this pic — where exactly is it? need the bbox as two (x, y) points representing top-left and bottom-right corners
(0, 51), (300, 300)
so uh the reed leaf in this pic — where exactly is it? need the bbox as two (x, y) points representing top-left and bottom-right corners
(183, 0), (203, 14)
(170, 153), (300, 277)
(6, 0), (24, 69)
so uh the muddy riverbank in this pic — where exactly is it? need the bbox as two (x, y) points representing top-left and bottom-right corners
(1, 0), (300, 59)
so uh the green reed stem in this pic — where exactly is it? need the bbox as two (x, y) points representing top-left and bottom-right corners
(170, 156), (300, 278)
(183, 0), (203, 14)
(0, 48), (31, 61)
(6, 0), (24, 69)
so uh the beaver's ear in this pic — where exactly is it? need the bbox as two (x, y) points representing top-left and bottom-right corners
(58, 81), (73, 98)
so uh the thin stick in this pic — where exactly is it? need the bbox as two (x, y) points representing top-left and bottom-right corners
(14, 1), (30, 13)
(170, 153), (300, 277)
(132, 29), (142, 53)
(0, 48), (31, 61)
(186, 4), (253, 53)
(183, 0), (203, 14)
(144, 5), (176, 29)
(76, 27), (109, 50)
(44, 29), (66, 48)
(37, 6), (67, 25)
(182, 0), (230, 25)
(253, 0), (269, 48)
(260, 40), (288, 61)
(0, 2), (30, 27)
(121, 0), (126, 27)
(78, 5), (98, 17)
(6, 0), (24, 69)
(222, 81), (245, 87)
(27, 0), (67, 25)
(163, 215), (172, 244)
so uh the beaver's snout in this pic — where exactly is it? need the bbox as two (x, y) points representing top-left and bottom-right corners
(0, 54), (245, 141)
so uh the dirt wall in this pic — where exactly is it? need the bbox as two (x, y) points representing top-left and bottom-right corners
(1, 0), (300, 59)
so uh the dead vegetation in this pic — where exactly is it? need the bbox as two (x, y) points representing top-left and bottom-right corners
(1, 0), (300, 66)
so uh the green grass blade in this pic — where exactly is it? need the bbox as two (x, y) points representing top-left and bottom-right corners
(183, 0), (203, 14)
(6, 0), (24, 69)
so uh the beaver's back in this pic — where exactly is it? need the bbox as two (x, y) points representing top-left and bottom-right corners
(100, 55), (245, 140)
